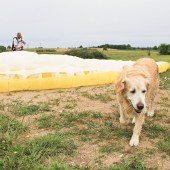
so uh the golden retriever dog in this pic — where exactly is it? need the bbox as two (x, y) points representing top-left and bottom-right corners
(115, 58), (159, 146)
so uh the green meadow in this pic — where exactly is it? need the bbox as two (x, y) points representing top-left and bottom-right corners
(25, 48), (170, 62)
(103, 49), (170, 62)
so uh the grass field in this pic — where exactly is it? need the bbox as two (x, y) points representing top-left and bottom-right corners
(0, 49), (170, 169)
(103, 49), (170, 63)
(25, 48), (170, 63)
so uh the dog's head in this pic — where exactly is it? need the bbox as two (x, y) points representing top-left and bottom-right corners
(115, 69), (150, 113)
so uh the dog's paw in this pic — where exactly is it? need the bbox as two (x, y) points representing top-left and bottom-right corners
(147, 110), (154, 117)
(129, 135), (139, 146)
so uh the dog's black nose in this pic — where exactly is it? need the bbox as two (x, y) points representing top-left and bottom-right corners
(137, 103), (144, 110)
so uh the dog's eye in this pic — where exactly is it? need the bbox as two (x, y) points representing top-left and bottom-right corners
(130, 89), (136, 93)
(142, 90), (146, 93)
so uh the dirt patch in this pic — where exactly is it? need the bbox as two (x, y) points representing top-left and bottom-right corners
(67, 143), (100, 167)
(0, 84), (170, 169)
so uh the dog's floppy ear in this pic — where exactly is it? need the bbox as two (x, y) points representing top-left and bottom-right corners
(115, 77), (126, 93)
(145, 78), (151, 91)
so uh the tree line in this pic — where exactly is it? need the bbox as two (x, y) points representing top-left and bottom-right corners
(96, 44), (159, 50)
(95, 44), (170, 55)
(1, 44), (170, 55)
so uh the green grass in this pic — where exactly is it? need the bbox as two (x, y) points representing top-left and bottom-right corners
(25, 48), (66, 55)
(82, 91), (113, 103)
(64, 102), (77, 109)
(0, 113), (27, 137)
(52, 98), (60, 106)
(0, 133), (77, 170)
(10, 102), (51, 116)
(37, 114), (56, 129)
(143, 124), (168, 139)
(99, 143), (124, 154)
(160, 70), (170, 89)
(110, 155), (157, 170)
(154, 109), (168, 121)
(156, 133), (170, 156)
(0, 103), (5, 111)
(37, 110), (103, 131)
(103, 49), (170, 63)
(38, 111), (129, 143)
(0, 113), (27, 161)
(45, 160), (73, 170)
(74, 154), (157, 170)
(98, 121), (132, 140)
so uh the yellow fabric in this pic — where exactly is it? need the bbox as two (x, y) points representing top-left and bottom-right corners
(0, 52), (170, 92)
(0, 61), (169, 93)
(0, 71), (119, 92)
(158, 62), (170, 73)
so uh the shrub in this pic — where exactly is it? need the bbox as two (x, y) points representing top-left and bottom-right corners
(0, 46), (6, 52)
(159, 44), (170, 55)
(153, 46), (158, 50)
(103, 47), (108, 51)
(65, 48), (107, 59)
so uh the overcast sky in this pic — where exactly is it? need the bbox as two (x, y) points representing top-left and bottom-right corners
(0, 0), (170, 48)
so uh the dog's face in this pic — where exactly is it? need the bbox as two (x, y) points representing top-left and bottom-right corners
(115, 76), (148, 113)
(125, 77), (147, 113)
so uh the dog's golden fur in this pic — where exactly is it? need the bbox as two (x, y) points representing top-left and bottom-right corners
(115, 58), (159, 146)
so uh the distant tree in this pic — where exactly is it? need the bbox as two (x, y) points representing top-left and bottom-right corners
(159, 44), (170, 55)
(0, 45), (6, 52)
(103, 47), (108, 51)
(153, 46), (158, 50)
(79, 45), (83, 48)
(7, 45), (11, 49)
(127, 44), (131, 49)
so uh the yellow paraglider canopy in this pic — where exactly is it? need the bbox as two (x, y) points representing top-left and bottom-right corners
(0, 51), (169, 92)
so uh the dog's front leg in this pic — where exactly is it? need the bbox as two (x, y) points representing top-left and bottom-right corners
(129, 113), (145, 146)
(119, 104), (127, 124)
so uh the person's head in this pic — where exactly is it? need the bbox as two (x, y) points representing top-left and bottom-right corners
(17, 32), (22, 39)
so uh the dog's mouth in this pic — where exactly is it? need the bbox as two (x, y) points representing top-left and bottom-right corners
(134, 109), (142, 113)
(128, 99), (143, 113)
